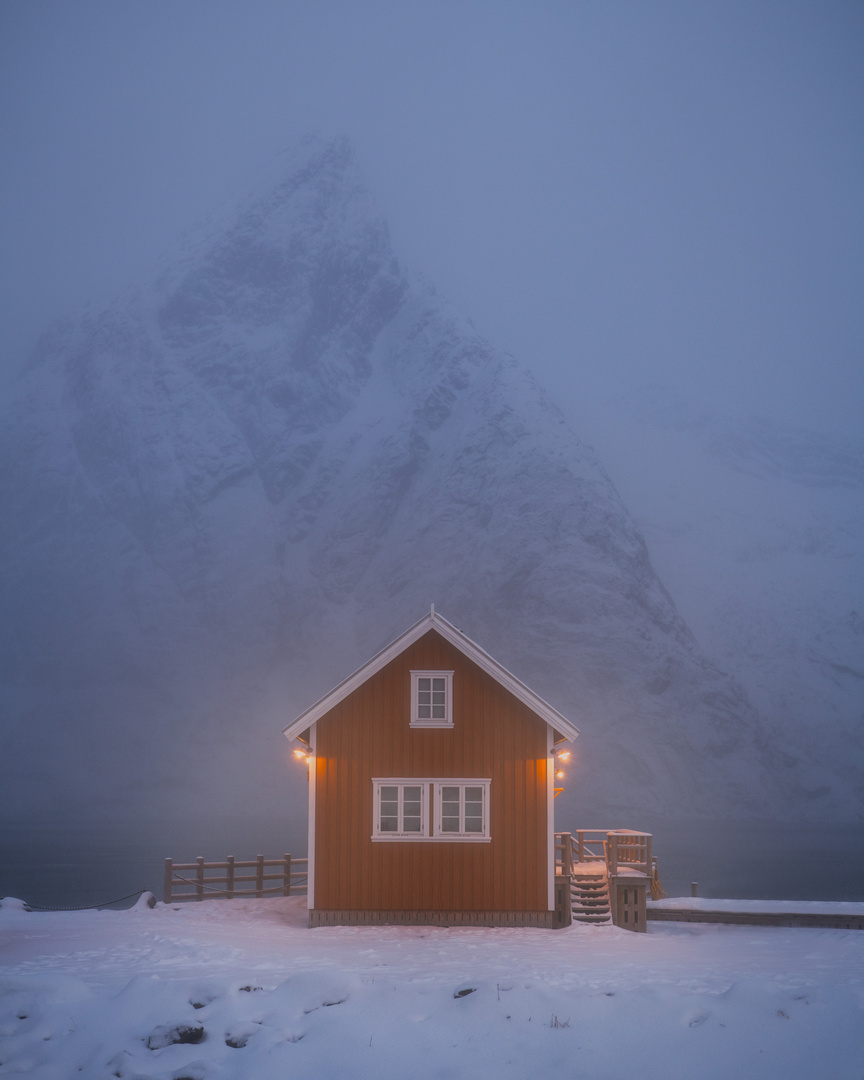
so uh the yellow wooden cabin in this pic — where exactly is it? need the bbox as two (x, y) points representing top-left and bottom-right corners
(284, 607), (654, 930)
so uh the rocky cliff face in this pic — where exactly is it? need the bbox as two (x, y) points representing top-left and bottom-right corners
(588, 386), (864, 816)
(1, 136), (857, 841)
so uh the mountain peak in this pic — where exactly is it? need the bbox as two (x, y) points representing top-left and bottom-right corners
(155, 132), (403, 353)
(1, 139), (857, 842)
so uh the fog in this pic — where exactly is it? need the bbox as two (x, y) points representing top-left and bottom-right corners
(1, 2), (863, 907)
(2, 1), (862, 436)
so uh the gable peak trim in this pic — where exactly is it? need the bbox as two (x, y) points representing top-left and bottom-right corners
(283, 607), (579, 742)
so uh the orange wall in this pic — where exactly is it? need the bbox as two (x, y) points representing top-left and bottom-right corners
(313, 630), (550, 912)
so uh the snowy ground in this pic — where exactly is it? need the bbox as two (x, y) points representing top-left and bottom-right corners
(1, 896), (863, 1080)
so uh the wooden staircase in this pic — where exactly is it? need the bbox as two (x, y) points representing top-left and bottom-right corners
(570, 865), (611, 925)
(555, 830), (654, 931)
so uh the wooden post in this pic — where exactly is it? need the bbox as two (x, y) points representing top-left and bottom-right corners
(554, 877), (572, 928)
(645, 834), (653, 876)
(196, 856), (205, 901)
(283, 854), (292, 896)
(164, 858), (173, 905)
(577, 831), (585, 864)
(607, 833), (618, 876)
(226, 856), (235, 900)
(691, 881), (699, 897)
(256, 854), (265, 898)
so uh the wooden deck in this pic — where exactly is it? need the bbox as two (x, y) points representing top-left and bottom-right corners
(555, 829), (655, 931)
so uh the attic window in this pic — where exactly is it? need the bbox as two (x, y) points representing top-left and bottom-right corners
(410, 671), (454, 727)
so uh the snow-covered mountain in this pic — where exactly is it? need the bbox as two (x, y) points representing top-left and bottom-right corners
(582, 386), (864, 811)
(1, 136), (859, 847)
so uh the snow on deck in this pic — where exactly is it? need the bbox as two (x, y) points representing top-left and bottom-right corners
(1, 895), (863, 1079)
(650, 897), (864, 915)
(647, 896), (864, 929)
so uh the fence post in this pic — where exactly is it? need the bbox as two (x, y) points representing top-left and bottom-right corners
(577, 831), (585, 864)
(196, 856), (205, 901)
(226, 856), (235, 900)
(644, 834), (652, 876)
(164, 858), (173, 904)
(256, 854), (265, 898)
(283, 854), (292, 896)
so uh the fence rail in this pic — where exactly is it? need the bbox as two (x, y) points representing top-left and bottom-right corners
(164, 854), (308, 904)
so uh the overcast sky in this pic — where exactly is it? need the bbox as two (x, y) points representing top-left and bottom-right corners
(1, 0), (862, 438)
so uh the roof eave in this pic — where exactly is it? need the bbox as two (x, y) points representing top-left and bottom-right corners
(283, 609), (580, 743)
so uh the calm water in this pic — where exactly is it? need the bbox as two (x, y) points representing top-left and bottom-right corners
(643, 818), (864, 902)
(2, 818), (863, 910)
(1, 817), (308, 911)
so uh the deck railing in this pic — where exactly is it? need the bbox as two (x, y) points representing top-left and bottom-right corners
(605, 830), (652, 876)
(164, 854), (308, 904)
(555, 830), (653, 878)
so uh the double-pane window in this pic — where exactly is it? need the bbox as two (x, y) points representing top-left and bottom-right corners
(373, 779), (490, 841)
(436, 782), (489, 838)
(418, 676), (447, 720)
(378, 783), (423, 834)
(373, 781), (427, 838)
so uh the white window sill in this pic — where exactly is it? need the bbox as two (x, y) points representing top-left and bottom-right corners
(371, 835), (492, 843)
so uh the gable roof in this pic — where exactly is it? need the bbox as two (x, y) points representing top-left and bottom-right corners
(283, 606), (580, 742)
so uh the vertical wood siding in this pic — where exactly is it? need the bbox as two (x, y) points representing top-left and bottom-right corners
(313, 630), (550, 913)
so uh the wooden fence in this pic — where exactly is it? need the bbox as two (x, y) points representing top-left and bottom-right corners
(164, 854), (308, 904)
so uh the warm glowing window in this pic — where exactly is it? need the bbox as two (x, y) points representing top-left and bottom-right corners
(410, 671), (453, 727)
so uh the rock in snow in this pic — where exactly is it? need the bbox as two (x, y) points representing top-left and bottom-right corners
(0, 135), (859, 838)
(147, 1021), (205, 1050)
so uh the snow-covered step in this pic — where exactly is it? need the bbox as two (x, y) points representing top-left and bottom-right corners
(571, 869), (612, 924)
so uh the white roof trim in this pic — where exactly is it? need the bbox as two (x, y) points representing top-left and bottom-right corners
(283, 608), (580, 742)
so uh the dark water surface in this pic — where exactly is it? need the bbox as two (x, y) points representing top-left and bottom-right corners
(2, 818), (863, 910)
(1, 817), (308, 910)
(643, 818), (864, 902)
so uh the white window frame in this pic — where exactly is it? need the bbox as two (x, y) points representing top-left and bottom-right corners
(372, 779), (429, 840)
(371, 778), (491, 842)
(410, 670), (454, 727)
(433, 780), (491, 841)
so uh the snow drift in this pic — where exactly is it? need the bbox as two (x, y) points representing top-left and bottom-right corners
(1, 897), (862, 1080)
